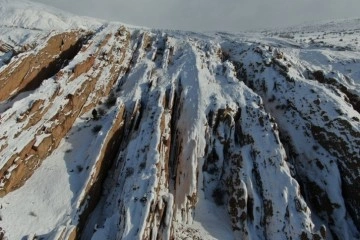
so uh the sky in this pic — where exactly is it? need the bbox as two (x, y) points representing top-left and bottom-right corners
(31, 0), (360, 32)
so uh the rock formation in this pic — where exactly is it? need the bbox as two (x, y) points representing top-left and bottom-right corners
(0, 2), (359, 240)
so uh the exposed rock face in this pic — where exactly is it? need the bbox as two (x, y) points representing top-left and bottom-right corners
(229, 43), (360, 239)
(0, 31), (89, 102)
(0, 20), (359, 240)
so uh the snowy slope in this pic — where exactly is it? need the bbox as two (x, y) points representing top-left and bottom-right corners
(0, 0), (104, 69)
(0, 0), (103, 30)
(0, 1), (359, 240)
(269, 17), (360, 35)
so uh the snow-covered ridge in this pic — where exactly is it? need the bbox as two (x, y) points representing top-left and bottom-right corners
(0, 0), (103, 30)
(267, 17), (360, 34)
(0, 1), (359, 240)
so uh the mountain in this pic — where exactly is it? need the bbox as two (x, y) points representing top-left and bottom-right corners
(0, 1), (359, 239)
(0, 0), (103, 30)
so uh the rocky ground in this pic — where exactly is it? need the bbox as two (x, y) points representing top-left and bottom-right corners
(0, 1), (359, 240)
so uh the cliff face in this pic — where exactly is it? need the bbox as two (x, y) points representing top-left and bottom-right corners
(0, 3), (360, 240)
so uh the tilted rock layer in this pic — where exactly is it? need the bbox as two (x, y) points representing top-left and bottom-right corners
(0, 12), (360, 240)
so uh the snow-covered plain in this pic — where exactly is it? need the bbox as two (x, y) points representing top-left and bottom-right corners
(0, 1), (359, 240)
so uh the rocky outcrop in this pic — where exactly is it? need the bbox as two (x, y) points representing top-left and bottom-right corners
(0, 31), (90, 102)
(0, 27), (131, 196)
(0, 21), (359, 240)
(233, 43), (360, 239)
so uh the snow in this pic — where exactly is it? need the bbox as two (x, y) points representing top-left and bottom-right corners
(0, 0), (103, 31)
(0, 104), (127, 239)
(0, 0), (359, 239)
(34, 133), (51, 147)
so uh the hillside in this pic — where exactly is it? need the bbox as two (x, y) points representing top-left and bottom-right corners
(0, 1), (359, 240)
